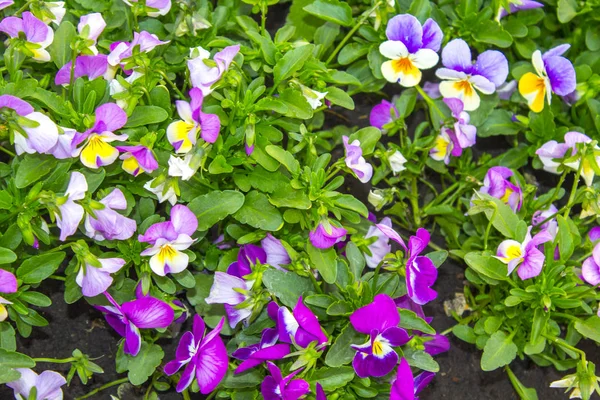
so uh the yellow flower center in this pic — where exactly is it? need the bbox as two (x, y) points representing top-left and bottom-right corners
(158, 244), (177, 263)
(392, 57), (415, 74)
(454, 79), (474, 97)
(500, 188), (514, 204)
(372, 339), (384, 356)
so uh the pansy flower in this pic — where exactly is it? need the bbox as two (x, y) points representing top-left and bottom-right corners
(0, 269), (17, 322)
(167, 88), (221, 153)
(0, 1), (13, 11)
(77, 13), (106, 55)
(164, 315), (228, 393)
(84, 188), (137, 241)
(144, 178), (178, 205)
(444, 97), (477, 153)
(72, 103), (128, 169)
(76, 257), (126, 297)
(123, 0), (172, 16)
(380, 14), (442, 87)
(370, 99), (399, 130)
(233, 327), (290, 374)
(389, 150), (407, 174)
(188, 45), (240, 96)
(582, 243), (600, 286)
(497, 0), (543, 19)
(395, 295), (449, 356)
(108, 31), (169, 66)
(96, 291), (174, 356)
(228, 243), (266, 277)
(343, 136), (373, 183)
(299, 83), (327, 109)
(38, 2), (66, 25)
(7, 368), (66, 400)
(0, 12), (54, 62)
(55, 172), (88, 241)
(48, 127), (78, 159)
(364, 217), (392, 269)
(138, 205), (198, 276)
(309, 220), (347, 249)
(391, 358), (435, 400)
(205, 271), (253, 328)
(261, 362), (311, 400)
(262, 233), (291, 271)
(55, 55), (112, 86)
(479, 166), (523, 212)
(269, 297), (328, 349)
(496, 226), (553, 279)
(436, 39), (508, 111)
(518, 44), (576, 112)
(115, 145), (158, 176)
(429, 130), (453, 164)
(350, 294), (411, 378)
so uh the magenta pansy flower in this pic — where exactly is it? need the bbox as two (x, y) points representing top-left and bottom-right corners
(227, 243), (266, 277)
(164, 315), (228, 393)
(261, 362), (310, 400)
(0, 12), (54, 62)
(76, 258), (126, 297)
(123, 0), (172, 16)
(479, 166), (523, 212)
(380, 14), (442, 87)
(115, 145), (159, 176)
(55, 172), (88, 241)
(582, 243), (600, 286)
(496, 226), (554, 280)
(390, 358), (435, 400)
(343, 136), (373, 183)
(7, 368), (66, 400)
(188, 45), (240, 96)
(0, 269), (17, 322)
(309, 221), (347, 249)
(55, 55), (111, 86)
(233, 327), (290, 374)
(370, 99), (399, 130)
(589, 227), (600, 242)
(269, 297), (328, 348)
(84, 188), (137, 241)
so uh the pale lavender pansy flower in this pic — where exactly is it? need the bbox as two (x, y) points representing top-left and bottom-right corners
(261, 362), (310, 400)
(164, 315), (228, 393)
(497, 0), (543, 19)
(532, 204), (558, 238)
(233, 328), (290, 374)
(96, 291), (174, 356)
(497, 80), (518, 100)
(479, 166), (523, 211)
(84, 188), (137, 241)
(436, 39), (508, 111)
(443, 97), (476, 154)
(0, 12), (54, 62)
(144, 178), (178, 205)
(391, 358), (435, 400)
(48, 127), (78, 159)
(123, 0), (172, 17)
(0, 269), (17, 321)
(188, 45), (240, 96)
(350, 294), (411, 378)
(380, 14), (442, 87)
(40, 2), (66, 25)
(582, 243), (600, 286)
(108, 31), (169, 66)
(262, 233), (291, 271)
(7, 368), (66, 400)
(167, 88), (221, 153)
(115, 145), (158, 176)
(364, 217), (392, 268)
(309, 221), (347, 249)
(0, 1), (13, 11)
(422, 81), (441, 98)
(343, 136), (373, 183)
(77, 13), (106, 55)
(55, 55), (112, 86)
(139, 205), (197, 276)
(55, 172), (88, 241)
(496, 226), (554, 279)
(370, 99), (399, 130)
(269, 297), (328, 348)
(76, 258), (126, 297)
(205, 271), (253, 328)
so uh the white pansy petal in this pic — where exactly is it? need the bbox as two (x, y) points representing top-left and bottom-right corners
(381, 60), (401, 83)
(410, 48), (439, 70)
(531, 50), (545, 76)
(379, 41), (409, 59)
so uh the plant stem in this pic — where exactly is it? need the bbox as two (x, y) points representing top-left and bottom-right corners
(68, 47), (79, 99)
(182, 389), (191, 400)
(563, 158), (584, 218)
(158, 71), (185, 99)
(543, 333), (586, 363)
(75, 377), (129, 400)
(415, 84), (444, 118)
(15, 1), (32, 15)
(0, 145), (16, 157)
(260, 1), (267, 35)
(410, 177), (421, 226)
(33, 357), (76, 363)
(483, 205), (497, 251)
(540, 170), (567, 209)
(49, 275), (66, 281)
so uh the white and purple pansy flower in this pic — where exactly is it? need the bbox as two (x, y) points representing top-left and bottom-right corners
(205, 271), (253, 328)
(581, 242), (600, 287)
(84, 188), (137, 241)
(48, 127), (78, 159)
(107, 31), (169, 66)
(309, 220), (347, 249)
(343, 136), (373, 183)
(164, 315), (228, 394)
(0, 12), (54, 62)
(497, 0), (543, 19)
(76, 257), (126, 298)
(138, 205), (198, 276)
(123, 0), (172, 17)
(430, 98), (476, 164)
(77, 13), (106, 55)
(429, 129), (453, 165)
(518, 44), (576, 113)
(391, 358), (435, 400)
(55, 55), (113, 86)
(261, 362), (311, 400)
(350, 294), (411, 378)
(479, 166), (523, 212)
(269, 297), (328, 349)
(96, 291), (174, 356)
(167, 88), (221, 153)
(7, 368), (66, 400)
(72, 103), (128, 169)
(495, 226), (553, 280)
(115, 145), (159, 176)
(233, 327), (290, 374)
(436, 39), (509, 111)
(380, 14), (442, 87)
(55, 172), (88, 241)
(364, 217), (392, 269)
(261, 233), (291, 271)
(188, 45), (240, 96)
(0, 269), (17, 322)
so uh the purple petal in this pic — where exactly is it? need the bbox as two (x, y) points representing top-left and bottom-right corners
(94, 103), (127, 132)
(407, 256), (438, 305)
(0, 16), (23, 38)
(517, 247), (545, 280)
(370, 100), (398, 129)
(441, 39), (473, 73)
(239, 244), (267, 267)
(0, 95), (34, 116)
(35, 370), (67, 400)
(234, 358), (264, 374)
(350, 294), (400, 334)
(195, 321), (228, 394)
(189, 87), (204, 116)
(0, 269), (17, 294)
(391, 358), (415, 400)
(124, 323), (142, 356)
(408, 228), (430, 258)
(545, 56), (576, 96)
(199, 112), (221, 143)
(293, 296), (327, 346)
(122, 296), (174, 329)
(395, 295), (426, 320)
(474, 50), (509, 87)
(22, 12), (50, 43)
(138, 221), (179, 244)
(77, 265), (113, 297)
(193, 314), (206, 340)
(309, 223), (347, 249)
(381, 326), (411, 346)
(205, 272), (247, 305)
(261, 376), (281, 400)
(353, 349), (398, 378)
(543, 44), (570, 60)
(385, 14), (423, 54)
(262, 233), (290, 270)
(424, 334), (450, 355)
(582, 256), (600, 286)
(214, 45), (240, 71)
(176, 362), (196, 393)
(590, 227), (600, 242)
(376, 223), (407, 250)
(421, 19), (443, 52)
(170, 205), (198, 236)
(443, 98), (464, 119)
(414, 371), (435, 395)
(284, 378), (311, 400)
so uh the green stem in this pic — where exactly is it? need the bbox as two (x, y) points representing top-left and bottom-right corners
(540, 170), (567, 209)
(182, 389), (191, 400)
(483, 205), (497, 251)
(15, 1), (32, 15)
(542, 333), (586, 363)
(415, 84), (444, 118)
(68, 47), (79, 99)
(410, 177), (421, 226)
(563, 158), (584, 218)
(75, 377), (129, 400)
(307, 268), (323, 294)
(158, 71), (185, 99)
(0, 145), (16, 157)
(49, 275), (66, 281)
(372, 261), (383, 292)
(260, 1), (267, 35)
(33, 357), (76, 363)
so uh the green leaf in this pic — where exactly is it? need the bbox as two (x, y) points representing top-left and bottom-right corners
(338, 43), (369, 65)
(326, 87), (354, 110)
(126, 342), (164, 385)
(48, 22), (77, 68)
(557, 0), (578, 23)
(574, 316), (600, 343)
(0, 323), (16, 352)
(303, 0), (353, 26)
(266, 145), (301, 176)
(17, 252), (65, 284)
(308, 367), (355, 391)
(334, 194), (368, 217)
(0, 247), (17, 264)
(464, 252), (508, 282)
(345, 242), (365, 278)
(348, 127), (381, 155)
(557, 215), (574, 261)
(453, 325), (477, 344)
(481, 331), (518, 371)
(124, 106), (169, 128)
(325, 323), (362, 367)
(471, 193), (520, 239)
(307, 243), (337, 284)
(398, 309), (436, 334)
(478, 110), (520, 137)
(15, 154), (58, 188)
(263, 269), (314, 308)
(208, 155), (234, 174)
(0, 190), (13, 209)
(188, 190), (245, 231)
(473, 21), (513, 48)
(233, 191), (283, 231)
(506, 364), (539, 400)
(279, 88), (313, 119)
(408, 0), (432, 22)
(404, 348), (439, 372)
(273, 45), (314, 84)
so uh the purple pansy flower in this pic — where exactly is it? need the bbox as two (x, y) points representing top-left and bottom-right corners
(138, 205), (198, 276)
(55, 55), (112, 85)
(96, 291), (174, 356)
(395, 296), (449, 356)
(262, 233), (291, 271)
(589, 227), (600, 243)
(582, 243), (600, 286)
(316, 383), (326, 400)
(343, 136), (373, 183)
(55, 172), (88, 241)
(205, 271), (253, 328)
(532, 204), (558, 238)
(0, 269), (17, 322)
(430, 98), (476, 164)
(309, 221), (347, 249)
(48, 127), (78, 159)
(76, 258), (126, 297)
(497, 0), (543, 19)
(108, 31), (169, 66)
(7, 368), (66, 400)
(0, 12), (54, 62)
(496, 226), (554, 279)
(269, 297), (328, 348)
(391, 358), (435, 400)
(350, 294), (411, 378)
(261, 362), (311, 400)
(77, 13), (106, 55)
(380, 14), (442, 87)
(370, 99), (399, 130)
(519, 45), (576, 113)
(115, 145), (159, 176)
(364, 217), (392, 268)
(233, 327), (290, 374)
(188, 45), (240, 96)
(436, 39), (508, 111)
(0, 1), (13, 11)
(123, 0), (171, 16)
(228, 243), (266, 277)
(164, 315), (228, 393)
(167, 88), (221, 153)
(84, 188), (137, 241)
(479, 166), (523, 211)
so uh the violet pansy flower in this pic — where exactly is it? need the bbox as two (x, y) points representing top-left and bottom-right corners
(261, 362), (311, 400)
(496, 226), (553, 280)
(55, 55), (112, 86)
(205, 271), (253, 328)
(350, 294), (411, 378)
(228, 243), (266, 277)
(76, 258), (126, 297)
(309, 220), (347, 249)
(380, 14), (442, 87)
(532, 204), (559, 238)
(479, 166), (523, 212)
(108, 31), (169, 66)
(589, 227), (600, 243)
(364, 217), (392, 269)
(497, 0), (543, 19)
(139, 205), (198, 276)
(7, 368), (66, 400)
(0, 1), (13, 11)
(370, 99), (399, 130)
(429, 130), (453, 164)
(233, 328), (290, 374)
(115, 145), (159, 176)
(123, 0), (172, 16)
(77, 13), (106, 55)
(270, 297), (328, 348)
(188, 45), (240, 96)
(519, 45), (576, 113)
(430, 98), (476, 163)
(262, 233), (291, 271)
(48, 127), (78, 159)
(84, 188), (137, 241)
(167, 88), (221, 153)
(96, 291), (174, 356)
(0, 12), (54, 62)
(582, 243), (600, 286)
(0, 269), (17, 322)
(436, 39), (508, 111)
(391, 358), (435, 400)
(55, 172), (88, 241)
(343, 136), (373, 183)
(164, 315), (228, 393)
